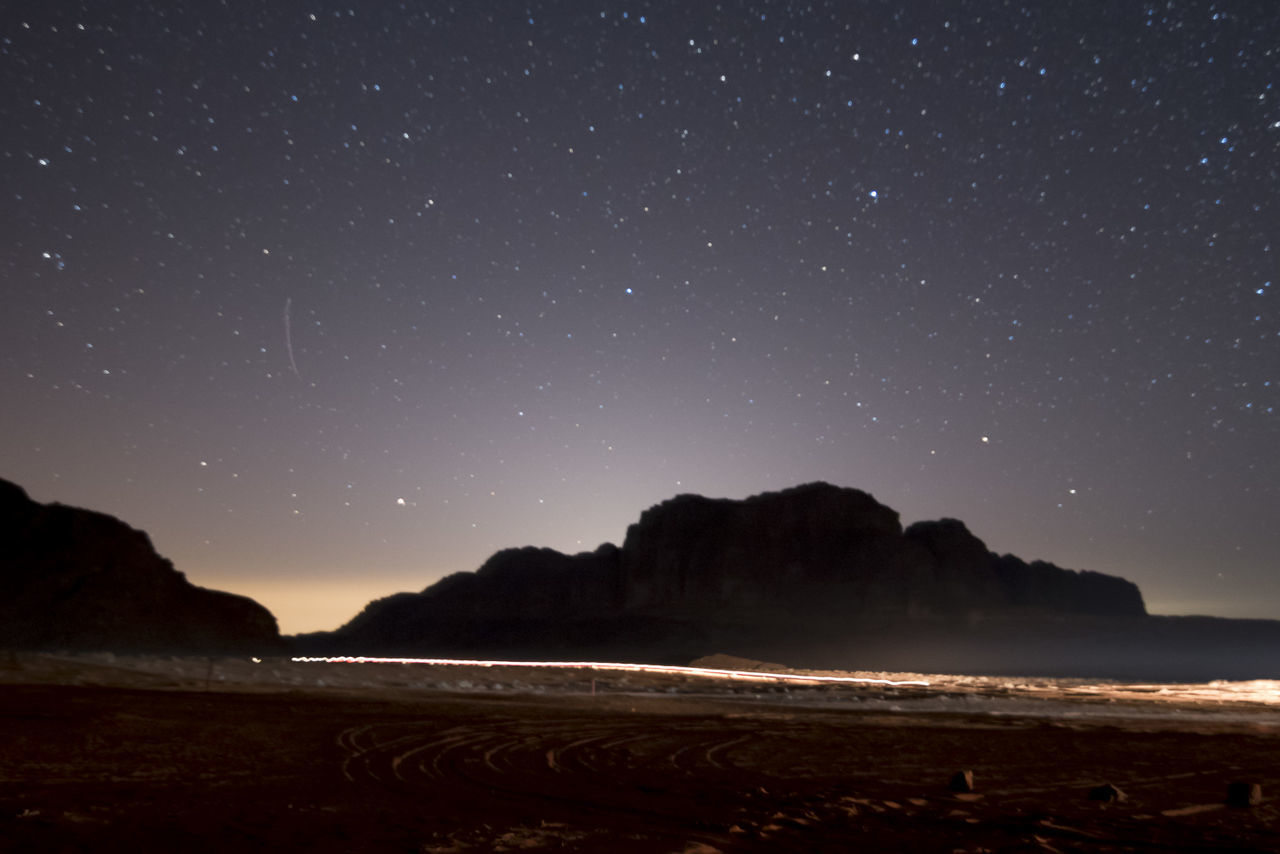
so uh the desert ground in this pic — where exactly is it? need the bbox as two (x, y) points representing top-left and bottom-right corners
(2, 652), (1278, 852)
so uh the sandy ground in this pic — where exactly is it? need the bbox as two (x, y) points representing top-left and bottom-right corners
(2, 651), (1278, 852)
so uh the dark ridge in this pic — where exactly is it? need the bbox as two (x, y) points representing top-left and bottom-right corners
(297, 482), (1263, 678)
(0, 477), (284, 654)
(10, 476), (1273, 680)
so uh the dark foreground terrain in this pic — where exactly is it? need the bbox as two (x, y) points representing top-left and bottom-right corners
(2, 654), (1278, 852)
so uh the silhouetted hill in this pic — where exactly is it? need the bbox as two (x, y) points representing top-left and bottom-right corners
(616, 487), (1144, 618)
(0, 478), (283, 654)
(299, 483), (1163, 668)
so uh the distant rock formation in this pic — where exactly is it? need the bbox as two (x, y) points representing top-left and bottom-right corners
(0, 478), (282, 653)
(618, 487), (1143, 618)
(304, 483), (1145, 658)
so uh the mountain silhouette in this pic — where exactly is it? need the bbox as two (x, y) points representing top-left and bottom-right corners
(0, 478), (282, 654)
(299, 483), (1204, 674)
(6, 477), (1276, 680)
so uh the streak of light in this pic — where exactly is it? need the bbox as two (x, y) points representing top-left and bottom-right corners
(283, 296), (302, 381)
(290, 656), (930, 686)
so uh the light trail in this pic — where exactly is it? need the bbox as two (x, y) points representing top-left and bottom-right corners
(289, 656), (930, 687)
(283, 296), (302, 381)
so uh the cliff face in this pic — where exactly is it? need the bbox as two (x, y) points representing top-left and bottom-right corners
(313, 482), (1145, 655)
(0, 478), (282, 653)
(618, 484), (913, 614)
(616, 486), (1145, 618)
(902, 519), (1147, 616)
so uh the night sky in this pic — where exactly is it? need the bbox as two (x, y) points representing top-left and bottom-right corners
(3, 3), (1277, 635)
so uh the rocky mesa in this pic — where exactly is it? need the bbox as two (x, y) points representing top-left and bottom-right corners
(306, 483), (1146, 660)
(0, 477), (283, 654)
(8, 477), (1278, 680)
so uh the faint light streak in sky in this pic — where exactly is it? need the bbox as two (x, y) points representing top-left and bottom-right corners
(290, 655), (931, 686)
(283, 297), (302, 381)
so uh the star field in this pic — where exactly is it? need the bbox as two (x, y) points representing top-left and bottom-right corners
(2, 2), (1277, 633)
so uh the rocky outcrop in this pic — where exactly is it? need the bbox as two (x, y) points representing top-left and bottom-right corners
(618, 484), (916, 616)
(328, 544), (628, 651)
(616, 487), (1144, 619)
(902, 518), (1146, 616)
(306, 482), (1145, 657)
(0, 478), (283, 653)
